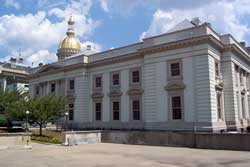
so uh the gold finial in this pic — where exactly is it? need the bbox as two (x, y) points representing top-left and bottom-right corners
(66, 15), (75, 36)
(68, 15), (74, 25)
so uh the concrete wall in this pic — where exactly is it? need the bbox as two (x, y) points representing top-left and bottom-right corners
(101, 131), (250, 151)
(63, 131), (101, 146)
(0, 133), (31, 149)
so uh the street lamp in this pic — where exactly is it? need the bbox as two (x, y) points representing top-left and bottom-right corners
(65, 112), (69, 131)
(25, 110), (30, 132)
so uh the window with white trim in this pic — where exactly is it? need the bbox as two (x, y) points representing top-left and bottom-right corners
(69, 79), (75, 90)
(132, 100), (140, 120)
(112, 101), (120, 120)
(112, 73), (120, 86)
(132, 71), (140, 83)
(51, 83), (56, 93)
(216, 91), (223, 120)
(242, 95), (246, 119)
(68, 104), (74, 121)
(95, 76), (102, 88)
(170, 62), (180, 77)
(171, 96), (182, 120)
(95, 102), (102, 121)
(214, 61), (220, 77)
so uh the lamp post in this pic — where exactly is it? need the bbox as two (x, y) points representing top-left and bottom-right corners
(25, 110), (30, 132)
(65, 112), (69, 131)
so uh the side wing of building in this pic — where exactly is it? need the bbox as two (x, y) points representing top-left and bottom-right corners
(29, 23), (250, 132)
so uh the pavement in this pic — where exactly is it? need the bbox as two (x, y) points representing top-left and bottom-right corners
(0, 142), (250, 167)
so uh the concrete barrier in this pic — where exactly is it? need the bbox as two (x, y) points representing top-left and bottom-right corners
(63, 130), (101, 146)
(61, 130), (250, 151)
(0, 133), (32, 149)
(101, 131), (250, 151)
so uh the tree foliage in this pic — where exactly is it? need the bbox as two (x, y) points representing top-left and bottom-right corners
(0, 90), (27, 130)
(28, 94), (65, 136)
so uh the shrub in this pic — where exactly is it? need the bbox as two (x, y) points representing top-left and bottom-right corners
(0, 116), (7, 127)
(31, 135), (62, 144)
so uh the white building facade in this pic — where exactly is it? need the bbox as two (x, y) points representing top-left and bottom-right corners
(29, 19), (250, 132)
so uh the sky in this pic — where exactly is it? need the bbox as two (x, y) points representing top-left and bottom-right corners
(0, 0), (250, 67)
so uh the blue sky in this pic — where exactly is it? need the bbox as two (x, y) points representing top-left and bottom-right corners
(0, 0), (250, 66)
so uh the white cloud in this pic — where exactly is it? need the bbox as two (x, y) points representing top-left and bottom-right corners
(140, 0), (250, 44)
(0, 0), (101, 66)
(99, 0), (109, 12)
(25, 50), (57, 67)
(0, 49), (57, 67)
(4, 0), (20, 9)
(81, 41), (102, 52)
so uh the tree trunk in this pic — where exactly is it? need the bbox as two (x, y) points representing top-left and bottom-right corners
(7, 119), (11, 132)
(39, 124), (43, 136)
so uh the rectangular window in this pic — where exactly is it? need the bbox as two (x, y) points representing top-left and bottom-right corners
(132, 100), (140, 120)
(51, 83), (56, 93)
(69, 80), (75, 90)
(240, 71), (244, 84)
(35, 87), (39, 95)
(95, 76), (102, 88)
(132, 71), (140, 83)
(112, 73), (120, 86)
(170, 62), (180, 77)
(113, 101), (120, 120)
(235, 65), (239, 87)
(69, 104), (74, 121)
(95, 102), (102, 121)
(172, 96), (182, 120)
(216, 92), (223, 119)
(242, 96), (246, 119)
(215, 61), (220, 77)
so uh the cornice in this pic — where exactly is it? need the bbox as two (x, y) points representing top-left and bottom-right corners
(87, 53), (143, 68)
(224, 44), (250, 62)
(28, 63), (86, 80)
(139, 35), (224, 55)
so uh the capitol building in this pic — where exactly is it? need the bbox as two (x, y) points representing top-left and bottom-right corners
(29, 17), (250, 132)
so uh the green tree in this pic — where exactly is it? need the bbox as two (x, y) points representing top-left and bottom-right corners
(0, 90), (27, 131)
(28, 95), (65, 136)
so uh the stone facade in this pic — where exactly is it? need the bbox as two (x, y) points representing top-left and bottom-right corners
(29, 20), (250, 132)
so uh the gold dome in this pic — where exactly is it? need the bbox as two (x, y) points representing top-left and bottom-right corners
(57, 16), (81, 51)
(58, 36), (81, 50)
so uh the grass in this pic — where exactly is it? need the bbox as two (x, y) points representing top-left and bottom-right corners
(31, 129), (64, 144)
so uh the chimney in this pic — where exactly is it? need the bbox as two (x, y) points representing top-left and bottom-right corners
(10, 58), (17, 68)
(191, 17), (200, 26)
(18, 58), (24, 64)
(240, 41), (246, 47)
(86, 45), (91, 51)
(39, 63), (43, 67)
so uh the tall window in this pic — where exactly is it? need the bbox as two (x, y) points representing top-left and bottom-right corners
(35, 87), (39, 95)
(242, 95), (246, 119)
(170, 62), (180, 77)
(172, 96), (182, 120)
(132, 71), (140, 83)
(69, 104), (74, 121)
(216, 92), (223, 120)
(95, 102), (102, 121)
(69, 80), (75, 90)
(113, 101), (120, 120)
(215, 61), (220, 77)
(235, 65), (239, 87)
(240, 70), (244, 84)
(112, 73), (120, 86)
(132, 100), (140, 120)
(95, 76), (102, 88)
(51, 83), (56, 93)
